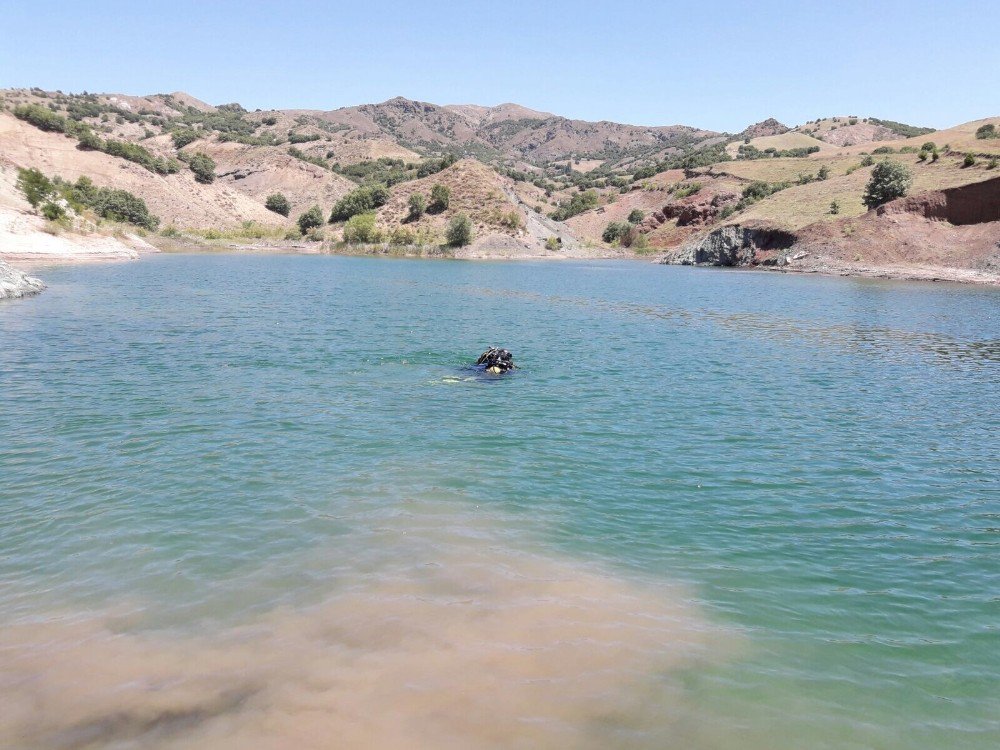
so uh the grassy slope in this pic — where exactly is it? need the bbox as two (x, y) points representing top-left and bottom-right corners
(374, 159), (526, 243)
(725, 153), (999, 230)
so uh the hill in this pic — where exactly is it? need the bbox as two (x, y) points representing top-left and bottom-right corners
(0, 85), (997, 278)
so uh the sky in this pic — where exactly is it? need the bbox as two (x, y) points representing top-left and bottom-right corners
(1, 0), (997, 132)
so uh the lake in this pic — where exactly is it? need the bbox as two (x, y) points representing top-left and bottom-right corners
(1, 254), (998, 749)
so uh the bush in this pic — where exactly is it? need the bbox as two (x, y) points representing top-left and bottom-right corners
(329, 184), (390, 221)
(830, 200), (840, 215)
(931, 150), (940, 162)
(989, 157), (999, 170)
(188, 152), (216, 183)
(429, 184), (451, 212)
(16, 167), (54, 207)
(862, 160), (912, 209)
(265, 193), (291, 217)
(446, 213), (473, 246)
(408, 192), (426, 220)
(13, 103), (66, 132)
(171, 128), (200, 149)
(342, 213), (382, 243)
(742, 181), (772, 201)
(41, 201), (65, 221)
(921, 142), (936, 152)
(602, 221), (629, 243)
(550, 189), (599, 221)
(872, 146), (895, 155)
(817, 165), (830, 180)
(297, 205), (324, 233)
(91, 188), (159, 230)
(545, 236), (561, 251)
(672, 182), (702, 199)
(963, 153), (976, 168)
(860, 155), (875, 167)
(627, 209), (645, 224)
(975, 123), (997, 140)
(390, 226), (417, 245)
(917, 150), (928, 162)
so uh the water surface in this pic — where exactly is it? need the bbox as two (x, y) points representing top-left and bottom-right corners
(1, 255), (998, 749)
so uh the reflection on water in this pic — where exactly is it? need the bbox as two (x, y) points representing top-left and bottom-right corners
(1, 500), (723, 750)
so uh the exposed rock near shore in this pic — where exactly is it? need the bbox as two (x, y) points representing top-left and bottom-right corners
(660, 178), (1000, 285)
(660, 223), (796, 266)
(0, 259), (44, 300)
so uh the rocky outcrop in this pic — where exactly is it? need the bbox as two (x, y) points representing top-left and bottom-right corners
(0, 259), (44, 300)
(740, 118), (789, 139)
(661, 224), (796, 266)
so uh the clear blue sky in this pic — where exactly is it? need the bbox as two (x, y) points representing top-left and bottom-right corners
(2, 0), (996, 132)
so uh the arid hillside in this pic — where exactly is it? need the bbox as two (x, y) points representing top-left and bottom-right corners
(1, 85), (997, 276)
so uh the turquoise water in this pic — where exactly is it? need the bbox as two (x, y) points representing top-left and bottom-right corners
(1, 254), (998, 749)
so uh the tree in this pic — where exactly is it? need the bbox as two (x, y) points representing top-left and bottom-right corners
(408, 192), (426, 220)
(188, 152), (216, 184)
(963, 153), (976, 168)
(446, 213), (473, 246)
(429, 184), (450, 212)
(265, 193), (291, 217)
(830, 200), (840, 215)
(817, 165), (830, 180)
(975, 123), (997, 140)
(16, 167), (54, 208)
(602, 221), (628, 243)
(862, 160), (912, 209)
(329, 184), (390, 222)
(297, 205), (323, 234)
(627, 209), (645, 224)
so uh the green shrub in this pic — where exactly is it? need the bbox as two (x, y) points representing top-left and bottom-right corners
(917, 150), (928, 162)
(265, 193), (291, 217)
(13, 103), (67, 132)
(545, 236), (560, 251)
(171, 128), (200, 149)
(342, 213), (382, 243)
(860, 155), (875, 167)
(549, 189), (597, 220)
(329, 184), (390, 221)
(429, 184), (451, 212)
(390, 226), (417, 245)
(627, 209), (645, 224)
(830, 200), (840, 215)
(188, 152), (216, 183)
(672, 182), (702, 199)
(862, 160), (912, 209)
(741, 181), (772, 201)
(921, 142), (936, 152)
(817, 165), (830, 180)
(872, 146), (895, 155)
(989, 157), (998, 170)
(16, 167), (54, 207)
(446, 213), (473, 246)
(602, 221), (629, 243)
(297, 205), (324, 233)
(931, 150), (940, 162)
(975, 123), (997, 140)
(408, 192), (426, 220)
(963, 153), (976, 168)
(91, 188), (159, 230)
(41, 201), (65, 221)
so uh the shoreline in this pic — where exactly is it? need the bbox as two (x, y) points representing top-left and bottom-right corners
(4, 234), (999, 288)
